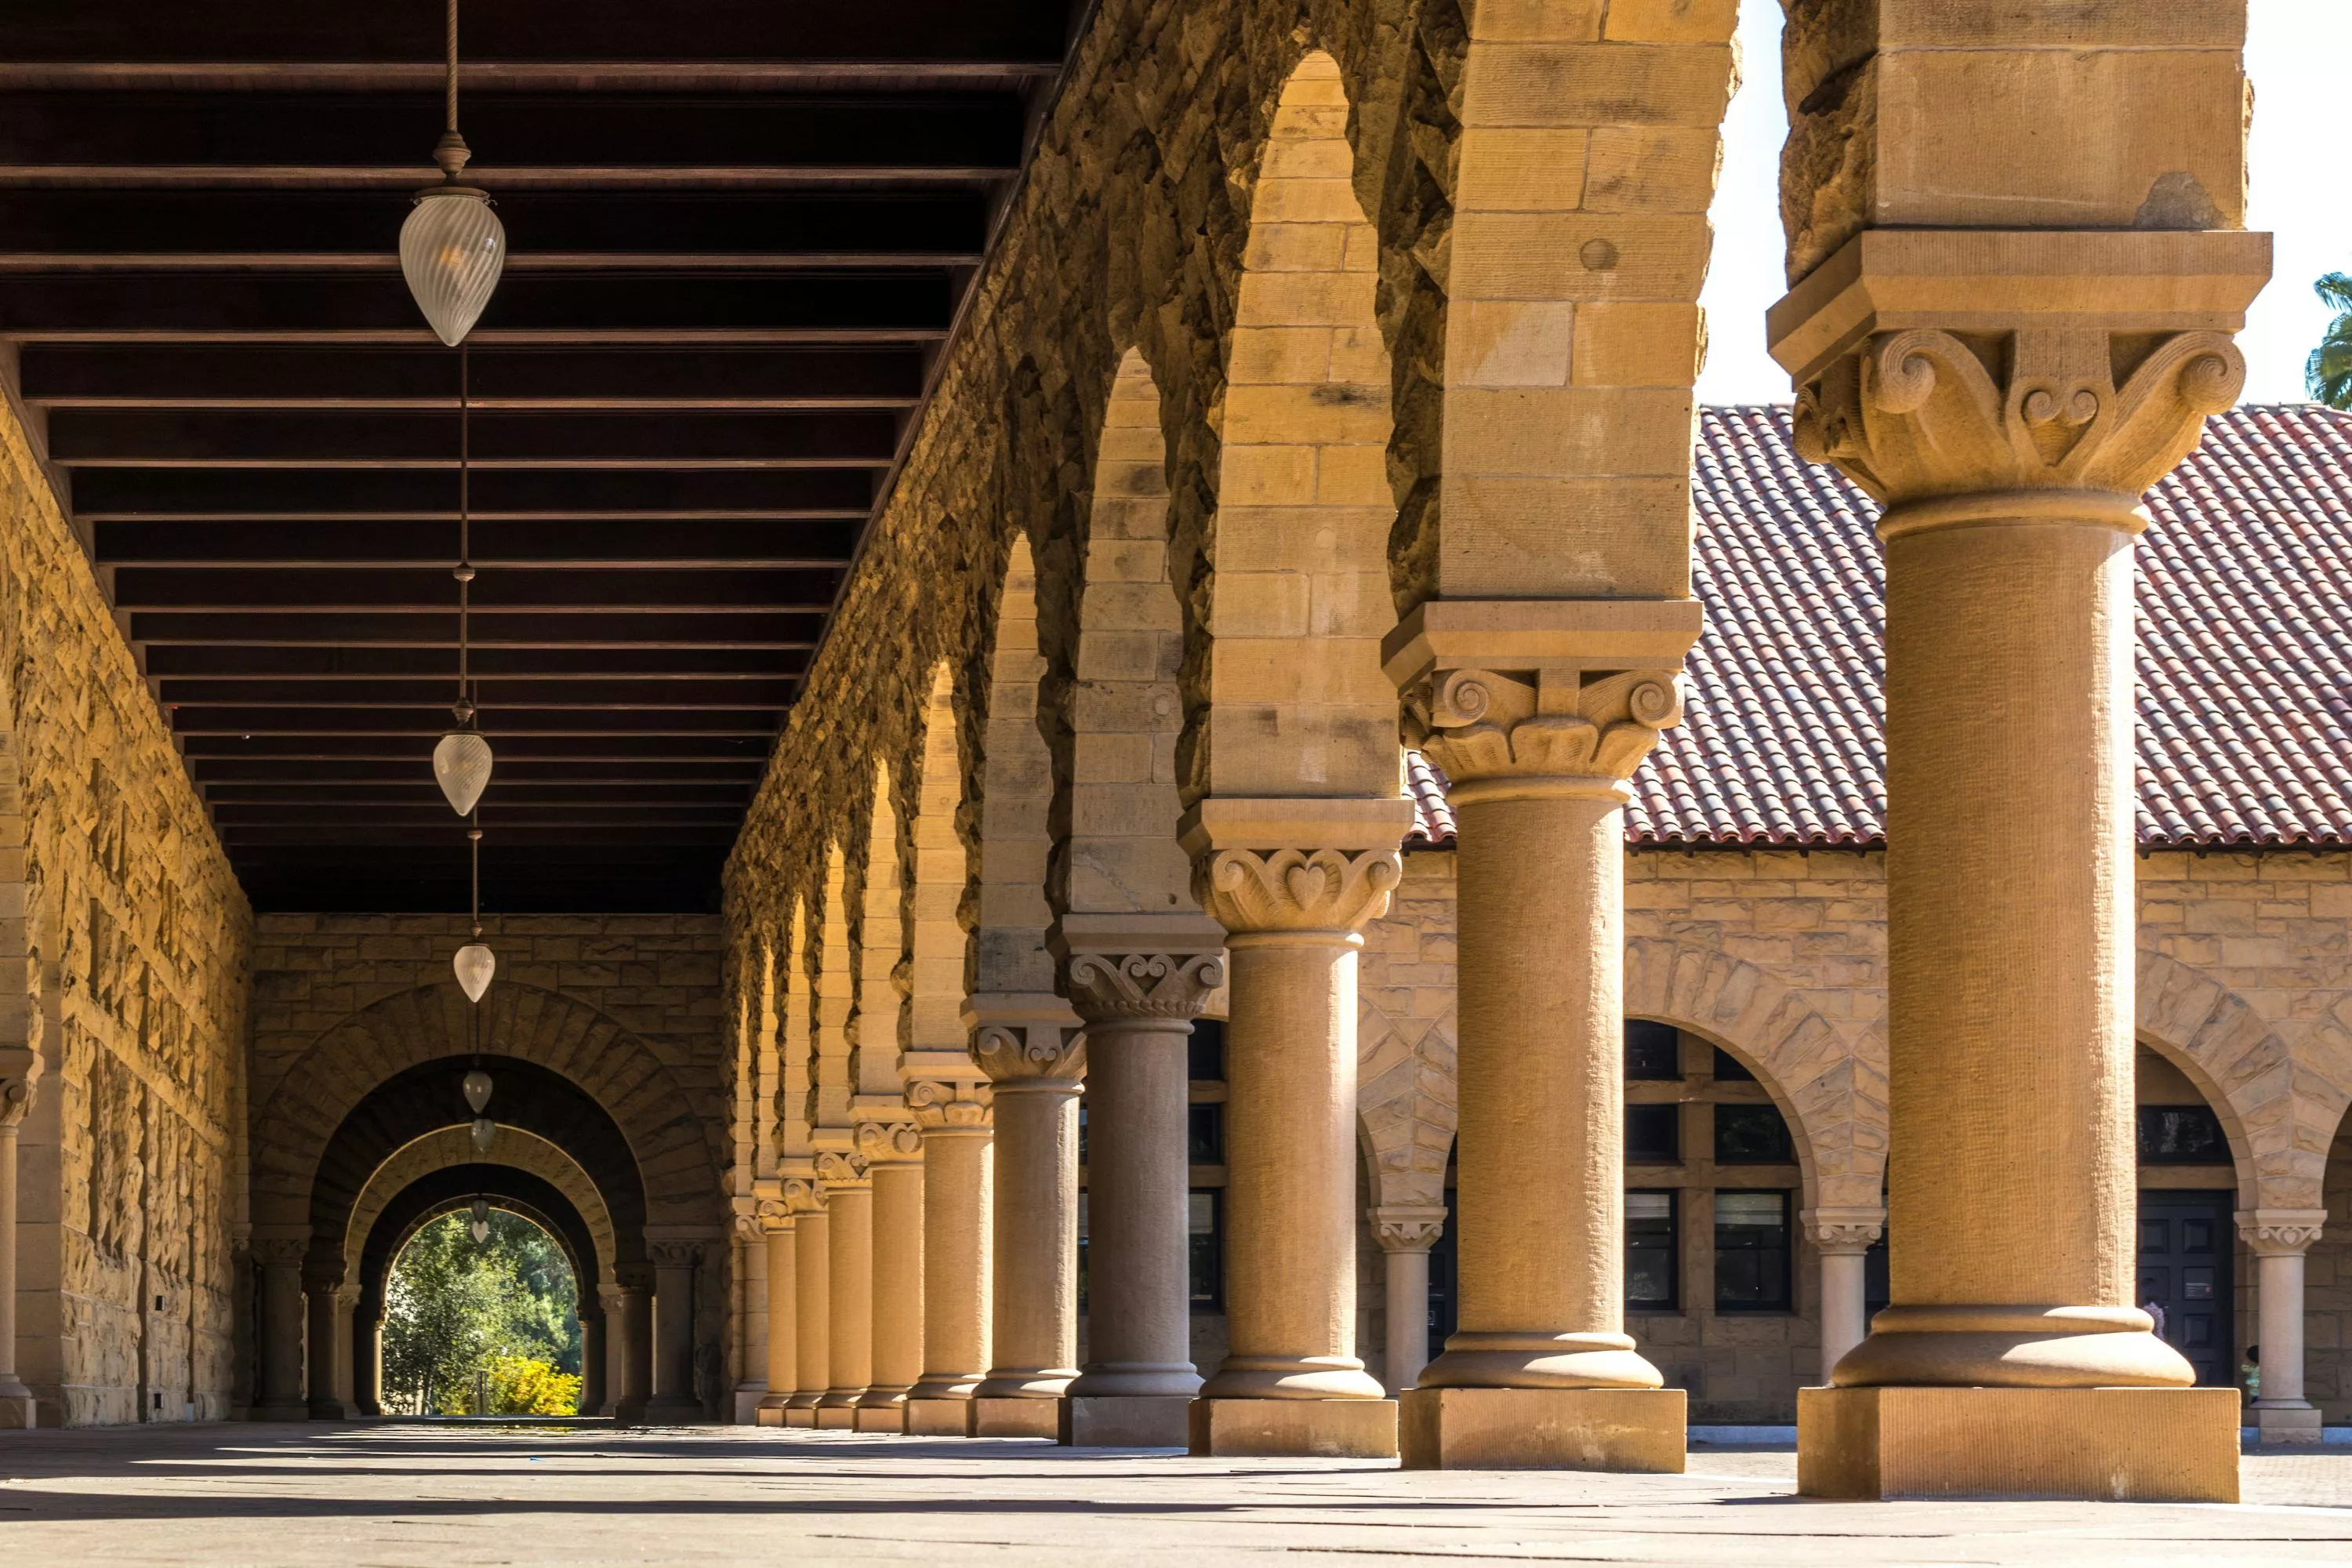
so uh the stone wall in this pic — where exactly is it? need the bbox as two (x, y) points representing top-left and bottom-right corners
(1350, 844), (2352, 1422)
(2, 394), (251, 1426)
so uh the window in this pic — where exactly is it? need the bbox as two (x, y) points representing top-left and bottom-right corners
(1715, 1190), (1792, 1312)
(1713, 1103), (1793, 1164)
(1189, 1018), (1226, 1082)
(1625, 1103), (1679, 1163)
(1711, 1047), (1754, 1083)
(2136, 1105), (2230, 1165)
(1188, 1189), (1223, 1310)
(1626, 1190), (1677, 1311)
(1187, 1102), (1225, 1163)
(1625, 1019), (1681, 1080)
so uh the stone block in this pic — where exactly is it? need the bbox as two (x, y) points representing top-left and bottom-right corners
(1059, 1395), (1190, 1448)
(852, 1405), (905, 1434)
(1187, 1397), (1398, 1458)
(814, 1406), (857, 1430)
(971, 1397), (1059, 1438)
(1401, 1387), (1686, 1472)
(782, 1406), (816, 1428)
(1796, 1385), (2240, 1501)
(904, 1399), (973, 1437)
(2256, 1403), (2323, 1444)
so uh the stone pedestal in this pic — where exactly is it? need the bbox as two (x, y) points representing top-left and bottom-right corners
(1402, 1388), (1684, 1472)
(1798, 1386), (2240, 1501)
(2241, 1209), (2328, 1444)
(1184, 818), (1406, 1446)
(1057, 924), (1221, 1446)
(642, 1240), (705, 1424)
(1189, 1397), (1398, 1458)
(971, 1009), (1083, 1421)
(905, 1399), (975, 1436)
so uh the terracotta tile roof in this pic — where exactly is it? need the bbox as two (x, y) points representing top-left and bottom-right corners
(1406, 405), (2352, 852)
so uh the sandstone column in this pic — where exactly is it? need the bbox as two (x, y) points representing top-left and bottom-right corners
(904, 1080), (993, 1436)
(251, 1236), (309, 1420)
(303, 1262), (350, 1419)
(611, 1269), (653, 1423)
(1058, 940), (1222, 1447)
(1382, 618), (1698, 1471)
(786, 1199), (829, 1426)
(731, 1215), (767, 1424)
(2239, 1210), (2328, 1443)
(754, 1194), (797, 1425)
(1372, 1207), (1446, 1394)
(355, 1308), (383, 1417)
(1186, 840), (1401, 1457)
(578, 1305), (605, 1419)
(1804, 1209), (1885, 1388)
(0, 1058), (37, 1428)
(815, 1153), (871, 1428)
(971, 1012), (1083, 1439)
(858, 1120), (924, 1432)
(642, 1241), (703, 1423)
(1771, 231), (2267, 1501)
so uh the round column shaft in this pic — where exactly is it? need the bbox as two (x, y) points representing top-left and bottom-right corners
(0, 1088), (37, 1424)
(757, 1212), (796, 1418)
(615, 1277), (653, 1420)
(1372, 1208), (1446, 1393)
(578, 1311), (605, 1418)
(864, 1146), (925, 1412)
(818, 1171), (873, 1412)
(304, 1273), (347, 1418)
(789, 1208), (829, 1413)
(906, 1099), (992, 1403)
(975, 1065), (1081, 1399)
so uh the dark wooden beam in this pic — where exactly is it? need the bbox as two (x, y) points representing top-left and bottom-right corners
(74, 465), (875, 514)
(98, 518), (858, 568)
(50, 409), (901, 466)
(131, 610), (825, 645)
(113, 567), (840, 611)
(143, 644), (805, 677)
(159, 677), (798, 706)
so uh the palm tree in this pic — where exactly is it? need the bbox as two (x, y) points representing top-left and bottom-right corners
(2307, 273), (2352, 409)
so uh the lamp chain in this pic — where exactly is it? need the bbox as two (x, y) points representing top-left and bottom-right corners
(445, 0), (460, 139)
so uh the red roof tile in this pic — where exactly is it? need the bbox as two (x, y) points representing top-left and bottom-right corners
(1408, 405), (2352, 852)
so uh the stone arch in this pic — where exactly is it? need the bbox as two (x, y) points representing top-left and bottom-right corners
(2136, 949), (2342, 1210)
(774, 895), (816, 1166)
(849, 760), (909, 1107)
(1061, 348), (1196, 918)
(810, 843), (855, 1130)
(249, 982), (723, 1241)
(345, 1124), (616, 1289)
(971, 532), (1057, 997)
(905, 662), (972, 1073)
(1622, 937), (1886, 1214)
(1201, 48), (1399, 805)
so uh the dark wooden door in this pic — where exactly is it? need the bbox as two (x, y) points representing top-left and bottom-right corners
(2136, 1190), (2234, 1387)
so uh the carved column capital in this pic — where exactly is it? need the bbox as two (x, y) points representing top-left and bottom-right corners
(301, 1261), (347, 1294)
(813, 1149), (870, 1189)
(906, 1077), (993, 1132)
(732, 1212), (767, 1244)
(755, 1197), (797, 1234)
(647, 1240), (703, 1270)
(2236, 1208), (2328, 1257)
(249, 1235), (310, 1269)
(778, 1175), (823, 1214)
(1802, 1207), (1886, 1256)
(972, 1021), (1085, 1088)
(1191, 848), (1400, 938)
(1405, 666), (1685, 801)
(1065, 951), (1226, 1025)
(855, 1118), (922, 1165)
(1371, 1205), (1448, 1255)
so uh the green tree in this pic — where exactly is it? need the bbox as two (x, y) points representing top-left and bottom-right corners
(2306, 273), (2352, 409)
(381, 1209), (581, 1415)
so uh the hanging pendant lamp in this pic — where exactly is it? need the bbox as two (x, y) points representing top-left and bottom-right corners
(434, 347), (493, 814)
(401, 0), (505, 346)
(471, 1116), (498, 1156)
(462, 1069), (493, 1113)
(470, 1196), (492, 1243)
(455, 826), (495, 1001)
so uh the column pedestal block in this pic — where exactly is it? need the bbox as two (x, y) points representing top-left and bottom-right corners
(971, 1397), (1059, 1438)
(782, 1407), (815, 1429)
(640, 1399), (702, 1427)
(1399, 1387), (1685, 1472)
(1188, 1398), (1398, 1458)
(852, 1405), (905, 1434)
(0, 1392), (33, 1429)
(904, 1398), (973, 1437)
(1059, 1395), (1190, 1448)
(2255, 1403), (2323, 1444)
(731, 1389), (764, 1425)
(753, 1406), (785, 1427)
(813, 1406), (857, 1430)
(1798, 1385), (2241, 1501)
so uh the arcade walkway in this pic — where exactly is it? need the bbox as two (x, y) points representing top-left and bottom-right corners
(0, 1425), (2345, 1565)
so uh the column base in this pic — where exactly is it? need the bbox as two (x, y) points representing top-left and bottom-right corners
(1399, 1387), (1685, 1472)
(1059, 1395), (1191, 1447)
(971, 1397), (1060, 1438)
(782, 1406), (816, 1428)
(0, 1392), (33, 1429)
(731, 1388), (765, 1425)
(1188, 1398), (1398, 1458)
(814, 1405), (857, 1429)
(754, 1405), (785, 1427)
(2255, 1403), (2324, 1444)
(852, 1405), (906, 1434)
(639, 1399), (705, 1427)
(1797, 1385), (2241, 1501)
(905, 1398), (974, 1437)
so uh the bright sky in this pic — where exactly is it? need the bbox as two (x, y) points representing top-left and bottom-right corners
(1694, 0), (2351, 406)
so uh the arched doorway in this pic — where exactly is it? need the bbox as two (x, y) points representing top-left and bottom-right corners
(2132, 1039), (2252, 1389)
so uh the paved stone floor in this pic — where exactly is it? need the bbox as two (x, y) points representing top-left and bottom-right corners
(1, 1423), (2348, 1564)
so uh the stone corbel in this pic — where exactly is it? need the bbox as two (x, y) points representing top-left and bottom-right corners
(646, 1240), (703, 1270)
(1371, 1205), (1449, 1255)
(2234, 1208), (2327, 1256)
(1802, 1206), (1886, 1257)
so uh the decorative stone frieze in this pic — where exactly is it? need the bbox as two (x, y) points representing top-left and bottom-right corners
(1192, 848), (1401, 937)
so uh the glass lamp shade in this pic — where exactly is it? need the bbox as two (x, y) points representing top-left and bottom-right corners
(462, 1068), (492, 1113)
(471, 1116), (498, 1156)
(434, 730), (493, 815)
(469, 1197), (492, 1243)
(401, 187), (506, 347)
(454, 942), (495, 1003)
